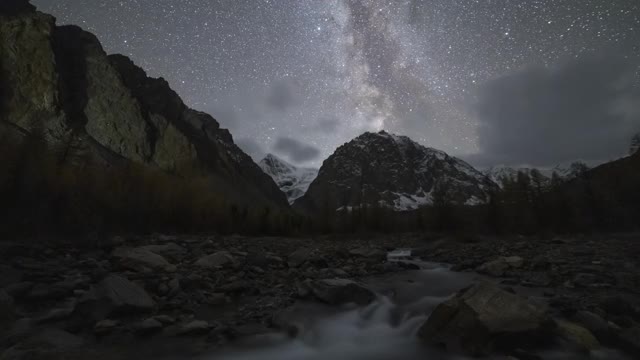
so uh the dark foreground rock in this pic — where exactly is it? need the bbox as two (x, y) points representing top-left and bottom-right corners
(418, 282), (554, 356)
(0, 234), (419, 359)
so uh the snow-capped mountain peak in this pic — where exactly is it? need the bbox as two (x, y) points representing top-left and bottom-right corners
(259, 154), (318, 204)
(294, 131), (498, 212)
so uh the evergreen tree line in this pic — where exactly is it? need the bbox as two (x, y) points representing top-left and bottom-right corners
(0, 130), (309, 242)
(2, 129), (638, 242)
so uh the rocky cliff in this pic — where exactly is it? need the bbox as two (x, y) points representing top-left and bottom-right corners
(294, 131), (498, 213)
(0, 1), (288, 209)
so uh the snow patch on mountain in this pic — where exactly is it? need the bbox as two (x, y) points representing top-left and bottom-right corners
(259, 154), (318, 204)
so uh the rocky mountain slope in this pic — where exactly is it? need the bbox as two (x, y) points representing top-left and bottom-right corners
(631, 134), (640, 155)
(294, 131), (498, 212)
(259, 154), (318, 204)
(0, 0), (287, 209)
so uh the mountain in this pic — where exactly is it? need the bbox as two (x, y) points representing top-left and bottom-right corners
(0, 1), (288, 209)
(631, 134), (640, 155)
(294, 131), (498, 212)
(484, 166), (550, 187)
(259, 154), (318, 204)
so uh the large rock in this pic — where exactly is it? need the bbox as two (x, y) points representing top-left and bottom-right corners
(112, 246), (175, 272)
(302, 279), (376, 306)
(477, 256), (524, 277)
(77, 275), (155, 320)
(195, 251), (235, 269)
(287, 247), (312, 268)
(418, 282), (554, 356)
(554, 319), (600, 352)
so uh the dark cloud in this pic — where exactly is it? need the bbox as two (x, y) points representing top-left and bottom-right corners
(273, 137), (321, 163)
(313, 117), (341, 134)
(266, 79), (302, 112)
(235, 137), (265, 161)
(472, 56), (640, 167)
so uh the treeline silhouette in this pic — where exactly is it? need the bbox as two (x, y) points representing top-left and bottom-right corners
(0, 129), (306, 241)
(2, 129), (639, 242)
(318, 157), (640, 235)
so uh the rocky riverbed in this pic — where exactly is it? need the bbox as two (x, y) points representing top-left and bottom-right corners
(0, 233), (639, 359)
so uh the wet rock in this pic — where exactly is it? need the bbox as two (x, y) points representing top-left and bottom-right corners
(555, 319), (600, 352)
(418, 282), (553, 356)
(302, 278), (376, 306)
(195, 251), (235, 269)
(287, 247), (312, 268)
(113, 247), (176, 272)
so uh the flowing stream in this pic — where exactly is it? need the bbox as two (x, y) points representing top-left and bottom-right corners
(201, 250), (631, 360)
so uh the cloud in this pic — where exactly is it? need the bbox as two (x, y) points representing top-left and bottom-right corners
(235, 137), (265, 161)
(472, 56), (640, 167)
(266, 79), (302, 111)
(273, 137), (321, 163)
(313, 117), (341, 134)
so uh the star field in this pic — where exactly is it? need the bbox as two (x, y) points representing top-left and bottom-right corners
(33, 0), (640, 166)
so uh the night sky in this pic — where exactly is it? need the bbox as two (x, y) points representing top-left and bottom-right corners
(33, 0), (640, 168)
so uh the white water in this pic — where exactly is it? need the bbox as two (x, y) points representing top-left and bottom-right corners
(202, 255), (632, 360)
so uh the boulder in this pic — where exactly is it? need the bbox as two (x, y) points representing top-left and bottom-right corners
(195, 251), (234, 269)
(555, 319), (600, 352)
(112, 247), (176, 272)
(287, 247), (312, 268)
(418, 282), (553, 356)
(77, 275), (155, 320)
(477, 256), (524, 277)
(574, 310), (620, 345)
(302, 279), (376, 306)
(477, 258), (510, 277)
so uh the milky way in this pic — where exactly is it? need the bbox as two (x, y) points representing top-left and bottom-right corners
(32, 0), (640, 167)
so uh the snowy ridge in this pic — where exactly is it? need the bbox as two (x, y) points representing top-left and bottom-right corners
(259, 154), (318, 204)
(295, 131), (499, 212)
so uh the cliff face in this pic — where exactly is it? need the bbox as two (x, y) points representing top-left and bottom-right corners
(0, 2), (288, 209)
